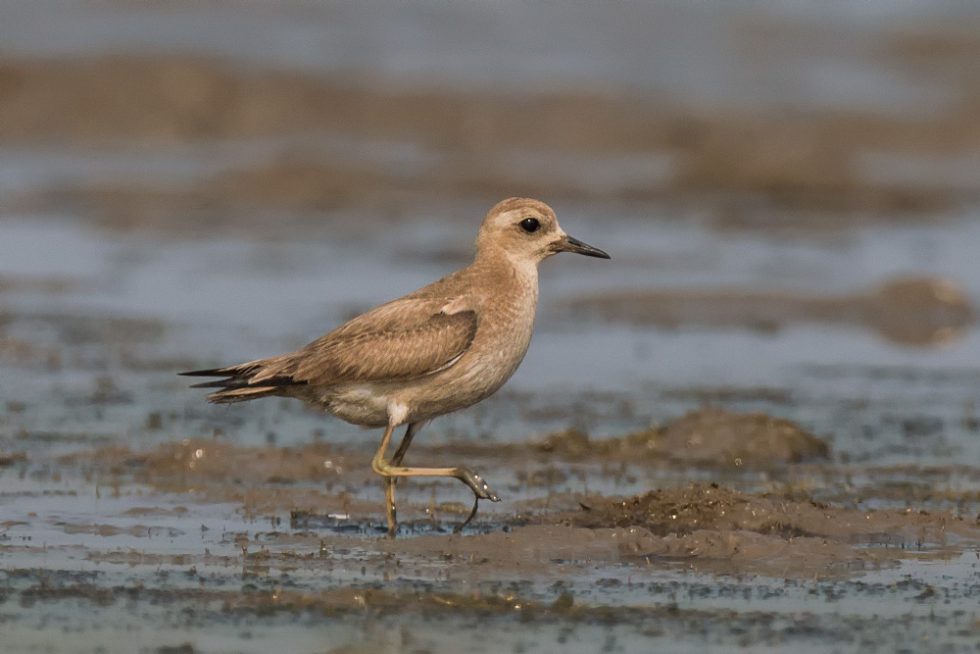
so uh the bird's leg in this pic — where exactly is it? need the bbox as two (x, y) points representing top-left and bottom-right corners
(372, 421), (399, 537)
(383, 422), (421, 538)
(392, 423), (486, 535)
(391, 422), (421, 465)
(371, 421), (500, 537)
(456, 497), (481, 534)
(374, 462), (500, 502)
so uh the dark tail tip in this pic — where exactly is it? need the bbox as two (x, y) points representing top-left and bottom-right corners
(179, 368), (227, 378)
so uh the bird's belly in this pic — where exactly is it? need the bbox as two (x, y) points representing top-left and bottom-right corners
(320, 384), (393, 427)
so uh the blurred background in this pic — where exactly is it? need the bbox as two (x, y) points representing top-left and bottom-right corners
(2, 2), (980, 652)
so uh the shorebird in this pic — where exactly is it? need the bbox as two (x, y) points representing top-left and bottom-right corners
(181, 197), (609, 536)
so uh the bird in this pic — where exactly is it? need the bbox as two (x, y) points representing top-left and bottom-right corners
(181, 197), (610, 536)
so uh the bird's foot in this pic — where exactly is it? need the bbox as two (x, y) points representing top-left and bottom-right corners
(454, 467), (500, 502)
(451, 468), (500, 534)
(454, 497), (480, 534)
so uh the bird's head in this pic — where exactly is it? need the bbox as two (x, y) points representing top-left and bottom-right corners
(476, 197), (610, 265)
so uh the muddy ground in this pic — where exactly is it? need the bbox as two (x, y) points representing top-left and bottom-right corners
(3, 3), (980, 653)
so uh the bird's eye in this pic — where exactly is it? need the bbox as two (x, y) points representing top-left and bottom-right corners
(519, 217), (540, 233)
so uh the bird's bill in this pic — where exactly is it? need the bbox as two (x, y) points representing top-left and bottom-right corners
(553, 234), (611, 259)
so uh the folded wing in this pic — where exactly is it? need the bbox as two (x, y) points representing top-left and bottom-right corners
(181, 297), (478, 403)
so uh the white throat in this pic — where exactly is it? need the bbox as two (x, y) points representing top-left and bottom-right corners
(501, 250), (541, 285)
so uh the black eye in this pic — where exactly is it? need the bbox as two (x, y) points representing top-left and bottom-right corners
(519, 217), (540, 233)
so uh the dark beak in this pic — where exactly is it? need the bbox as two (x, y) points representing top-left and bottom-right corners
(555, 234), (611, 259)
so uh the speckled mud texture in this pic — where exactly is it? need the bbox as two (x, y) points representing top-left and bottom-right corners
(3, 3), (980, 654)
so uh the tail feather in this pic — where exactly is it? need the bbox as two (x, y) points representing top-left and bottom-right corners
(205, 386), (280, 404)
(178, 367), (234, 378)
(189, 379), (249, 389)
(180, 359), (306, 405)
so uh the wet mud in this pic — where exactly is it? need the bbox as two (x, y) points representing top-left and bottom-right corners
(34, 424), (975, 584)
(570, 484), (979, 574)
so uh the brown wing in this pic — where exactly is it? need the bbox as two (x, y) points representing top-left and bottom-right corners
(181, 295), (478, 403)
(278, 298), (478, 386)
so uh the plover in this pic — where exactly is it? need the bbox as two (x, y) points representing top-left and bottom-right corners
(182, 197), (610, 535)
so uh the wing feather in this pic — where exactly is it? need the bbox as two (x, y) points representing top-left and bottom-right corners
(280, 298), (478, 386)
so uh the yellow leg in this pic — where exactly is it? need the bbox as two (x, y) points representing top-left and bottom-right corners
(383, 423), (422, 537)
(392, 422), (421, 465)
(374, 423), (398, 536)
(372, 421), (499, 537)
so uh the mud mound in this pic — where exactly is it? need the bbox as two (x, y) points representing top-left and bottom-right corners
(651, 408), (829, 467)
(559, 482), (980, 576)
(536, 408), (829, 469)
(571, 483), (974, 546)
(867, 277), (975, 346)
(77, 438), (342, 483)
(61, 439), (367, 514)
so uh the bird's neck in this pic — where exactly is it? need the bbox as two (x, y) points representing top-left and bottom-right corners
(473, 246), (540, 290)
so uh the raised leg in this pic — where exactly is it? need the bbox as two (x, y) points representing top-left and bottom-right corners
(372, 420), (500, 537)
